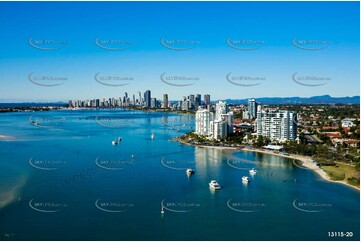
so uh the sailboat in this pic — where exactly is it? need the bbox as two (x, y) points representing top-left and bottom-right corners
(161, 206), (164, 214)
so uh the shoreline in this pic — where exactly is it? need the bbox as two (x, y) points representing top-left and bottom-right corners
(179, 141), (360, 191)
(242, 147), (360, 191)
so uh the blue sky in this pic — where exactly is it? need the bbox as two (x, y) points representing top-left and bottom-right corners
(0, 1), (359, 102)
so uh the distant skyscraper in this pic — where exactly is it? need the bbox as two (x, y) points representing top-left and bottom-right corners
(150, 98), (156, 108)
(189, 94), (195, 102)
(144, 90), (151, 108)
(182, 100), (190, 111)
(138, 91), (142, 105)
(248, 99), (258, 119)
(196, 94), (201, 105)
(204, 94), (210, 105)
(162, 94), (168, 108)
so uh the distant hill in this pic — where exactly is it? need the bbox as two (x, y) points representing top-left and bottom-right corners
(223, 95), (360, 105)
(0, 95), (359, 108)
(0, 102), (67, 108)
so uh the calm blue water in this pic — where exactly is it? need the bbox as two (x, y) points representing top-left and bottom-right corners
(0, 110), (359, 241)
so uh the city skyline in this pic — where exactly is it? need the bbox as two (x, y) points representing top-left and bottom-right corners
(3, 93), (359, 104)
(68, 90), (212, 111)
(0, 1), (359, 102)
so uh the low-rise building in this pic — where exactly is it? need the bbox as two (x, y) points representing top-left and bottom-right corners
(325, 132), (342, 139)
(342, 118), (356, 128)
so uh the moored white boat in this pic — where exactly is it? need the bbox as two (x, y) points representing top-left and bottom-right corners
(242, 176), (250, 183)
(209, 180), (221, 190)
(186, 168), (194, 175)
(249, 168), (257, 175)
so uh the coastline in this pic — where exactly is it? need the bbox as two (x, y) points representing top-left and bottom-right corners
(242, 147), (360, 191)
(179, 141), (360, 191)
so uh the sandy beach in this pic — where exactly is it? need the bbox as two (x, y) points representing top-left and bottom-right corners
(180, 141), (359, 190)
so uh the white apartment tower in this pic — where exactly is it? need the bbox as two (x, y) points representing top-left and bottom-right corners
(195, 101), (234, 140)
(195, 109), (214, 136)
(215, 101), (228, 120)
(162, 94), (168, 108)
(248, 99), (258, 119)
(256, 106), (297, 142)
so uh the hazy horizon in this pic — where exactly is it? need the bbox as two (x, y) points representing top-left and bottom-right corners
(0, 94), (359, 104)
